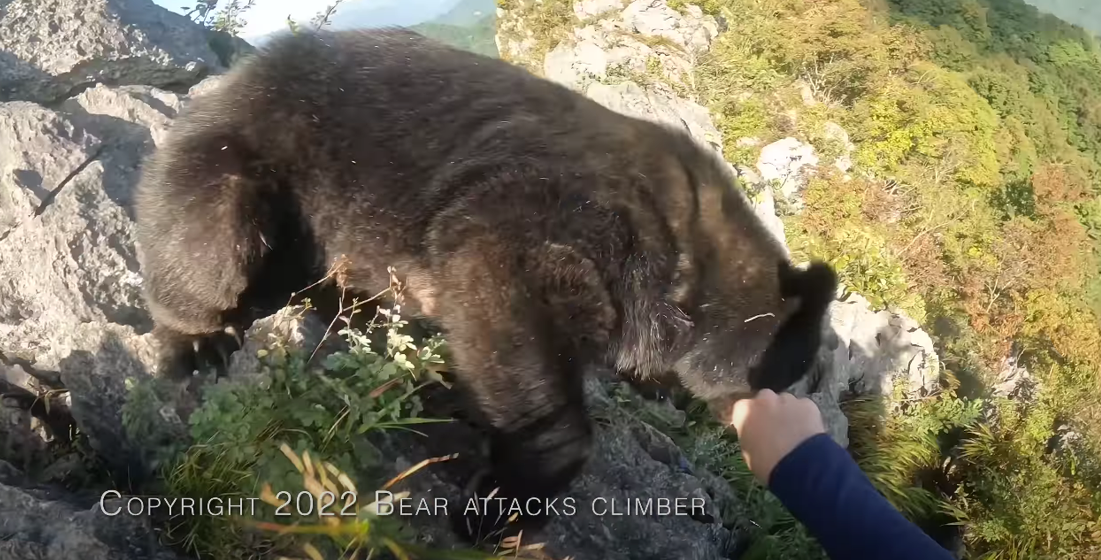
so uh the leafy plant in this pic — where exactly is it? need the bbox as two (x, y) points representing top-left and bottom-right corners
(160, 276), (452, 558)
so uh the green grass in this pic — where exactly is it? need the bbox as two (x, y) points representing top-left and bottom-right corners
(121, 271), (555, 559)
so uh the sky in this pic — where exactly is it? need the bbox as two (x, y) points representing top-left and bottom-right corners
(152, 0), (457, 43)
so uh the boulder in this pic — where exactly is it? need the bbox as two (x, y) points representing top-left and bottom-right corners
(993, 354), (1036, 401)
(543, 15), (704, 94)
(62, 83), (183, 148)
(186, 75), (226, 98)
(0, 461), (184, 560)
(823, 121), (855, 173)
(749, 181), (787, 248)
(792, 291), (941, 446)
(756, 137), (819, 201)
(0, 0), (222, 104)
(621, 0), (718, 52)
(0, 94), (165, 370)
(0, 84), (193, 479)
(585, 80), (722, 152)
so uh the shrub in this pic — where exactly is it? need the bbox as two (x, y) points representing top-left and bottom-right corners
(157, 292), (452, 558)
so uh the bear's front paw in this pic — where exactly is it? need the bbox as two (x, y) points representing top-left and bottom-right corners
(153, 326), (243, 381)
(449, 470), (551, 544)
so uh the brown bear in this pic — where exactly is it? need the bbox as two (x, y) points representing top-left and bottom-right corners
(134, 28), (836, 539)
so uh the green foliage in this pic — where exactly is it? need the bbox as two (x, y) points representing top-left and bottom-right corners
(693, 0), (1101, 557)
(952, 397), (1101, 559)
(846, 391), (984, 520)
(712, 97), (773, 167)
(184, 0), (257, 35)
(498, 0), (576, 70)
(614, 392), (827, 560)
(848, 62), (1001, 186)
(121, 376), (191, 468)
(668, 0), (726, 15)
(785, 172), (928, 318)
(161, 303), (450, 559)
(790, 223), (925, 317)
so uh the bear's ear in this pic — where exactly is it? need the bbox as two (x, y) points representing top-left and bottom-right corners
(747, 261), (837, 392)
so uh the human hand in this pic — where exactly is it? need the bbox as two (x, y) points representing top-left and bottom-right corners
(729, 389), (826, 485)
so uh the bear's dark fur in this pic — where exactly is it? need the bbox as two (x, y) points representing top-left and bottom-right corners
(134, 28), (837, 539)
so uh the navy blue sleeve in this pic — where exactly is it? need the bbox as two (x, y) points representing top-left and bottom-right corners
(767, 433), (955, 560)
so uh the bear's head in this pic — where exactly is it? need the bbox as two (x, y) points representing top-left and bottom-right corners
(622, 131), (838, 424)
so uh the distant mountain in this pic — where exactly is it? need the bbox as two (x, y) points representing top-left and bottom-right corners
(243, 0), (466, 48)
(328, 0), (459, 29)
(429, 0), (496, 27)
(410, 0), (499, 58)
(411, 18), (498, 57)
(1023, 0), (1101, 35)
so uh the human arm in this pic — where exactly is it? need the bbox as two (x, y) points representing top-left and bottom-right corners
(731, 390), (956, 560)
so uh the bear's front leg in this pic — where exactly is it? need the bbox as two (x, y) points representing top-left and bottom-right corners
(431, 235), (593, 543)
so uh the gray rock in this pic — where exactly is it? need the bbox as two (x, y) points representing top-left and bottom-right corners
(823, 121), (855, 173)
(0, 101), (155, 371)
(993, 354), (1036, 401)
(544, 39), (609, 89)
(750, 183), (787, 249)
(0, 361), (74, 474)
(205, 28), (258, 68)
(0, 395), (49, 471)
(828, 292), (940, 399)
(792, 291), (941, 445)
(186, 74), (226, 98)
(378, 374), (740, 560)
(733, 161), (788, 250)
(56, 322), (163, 475)
(0, 463), (183, 560)
(0, 102), (102, 234)
(543, 16), (698, 94)
(62, 83), (183, 148)
(575, 0), (628, 20)
(621, 0), (718, 52)
(224, 305), (346, 385)
(0, 86), (195, 479)
(585, 80), (722, 153)
(756, 137), (819, 200)
(0, 0), (221, 104)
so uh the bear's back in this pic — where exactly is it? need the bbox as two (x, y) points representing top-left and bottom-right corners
(145, 28), (701, 244)
(178, 28), (652, 178)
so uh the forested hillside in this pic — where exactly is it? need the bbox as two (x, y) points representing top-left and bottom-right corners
(410, 0), (498, 58)
(691, 0), (1101, 557)
(1025, 0), (1101, 36)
